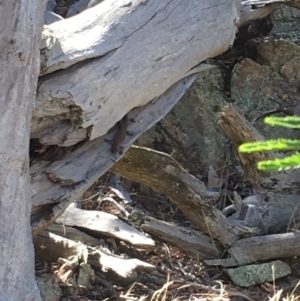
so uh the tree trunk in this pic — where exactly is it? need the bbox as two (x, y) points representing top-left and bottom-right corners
(0, 0), (45, 300)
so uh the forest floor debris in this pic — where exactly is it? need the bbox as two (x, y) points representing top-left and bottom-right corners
(35, 172), (300, 301)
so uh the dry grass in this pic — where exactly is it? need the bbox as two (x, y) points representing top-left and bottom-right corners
(269, 281), (300, 301)
(121, 279), (300, 301)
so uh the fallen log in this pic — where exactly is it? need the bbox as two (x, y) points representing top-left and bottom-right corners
(35, 231), (155, 282)
(47, 223), (100, 245)
(30, 0), (300, 245)
(55, 205), (155, 247)
(141, 217), (223, 259)
(110, 145), (256, 245)
(35, 0), (239, 144)
(205, 232), (300, 267)
(31, 75), (197, 233)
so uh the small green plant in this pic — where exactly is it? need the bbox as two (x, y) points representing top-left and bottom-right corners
(239, 116), (300, 171)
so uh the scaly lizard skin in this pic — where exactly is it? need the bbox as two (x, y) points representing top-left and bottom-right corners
(106, 114), (130, 155)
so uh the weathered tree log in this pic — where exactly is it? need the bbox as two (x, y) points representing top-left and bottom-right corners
(30, 0), (300, 237)
(31, 75), (197, 234)
(241, 0), (300, 10)
(35, 0), (291, 146)
(218, 105), (270, 189)
(35, 231), (89, 263)
(55, 205), (155, 246)
(110, 145), (257, 245)
(35, 232), (155, 281)
(35, 0), (240, 145)
(141, 217), (222, 259)
(0, 0), (46, 300)
(47, 223), (101, 245)
(205, 232), (300, 267)
(104, 104), (300, 246)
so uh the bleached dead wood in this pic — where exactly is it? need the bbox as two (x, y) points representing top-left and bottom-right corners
(55, 205), (155, 247)
(30, 1), (273, 204)
(35, 231), (89, 263)
(35, 0), (291, 146)
(31, 75), (197, 234)
(239, 0), (300, 25)
(242, 0), (300, 10)
(240, 3), (279, 25)
(141, 217), (222, 259)
(35, 232), (155, 281)
(0, 0), (45, 299)
(99, 105), (300, 248)
(34, 0), (240, 146)
(205, 232), (300, 267)
(88, 249), (155, 281)
(47, 223), (100, 245)
(30, 0), (300, 241)
(108, 174), (133, 204)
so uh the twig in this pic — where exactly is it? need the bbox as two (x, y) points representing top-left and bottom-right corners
(97, 196), (130, 217)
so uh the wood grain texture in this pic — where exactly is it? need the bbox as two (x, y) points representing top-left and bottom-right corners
(0, 0), (46, 299)
(55, 206), (155, 246)
(141, 217), (222, 259)
(33, 0), (240, 145)
(205, 232), (300, 267)
(31, 75), (197, 234)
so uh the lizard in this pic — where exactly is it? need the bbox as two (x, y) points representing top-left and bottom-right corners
(105, 114), (132, 155)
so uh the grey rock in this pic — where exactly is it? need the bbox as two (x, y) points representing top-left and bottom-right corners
(36, 276), (62, 301)
(77, 263), (95, 294)
(226, 260), (291, 287)
(243, 204), (262, 228)
(137, 66), (228, 174)
(44, 11), (64, 25)
(46, 0), (57, 12)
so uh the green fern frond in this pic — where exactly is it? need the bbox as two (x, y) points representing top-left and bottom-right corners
(264, 116), (300, 129)
(257, 152), (300, 171)
(239, 139), (300, 153)
(238, 115), (300, 172)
